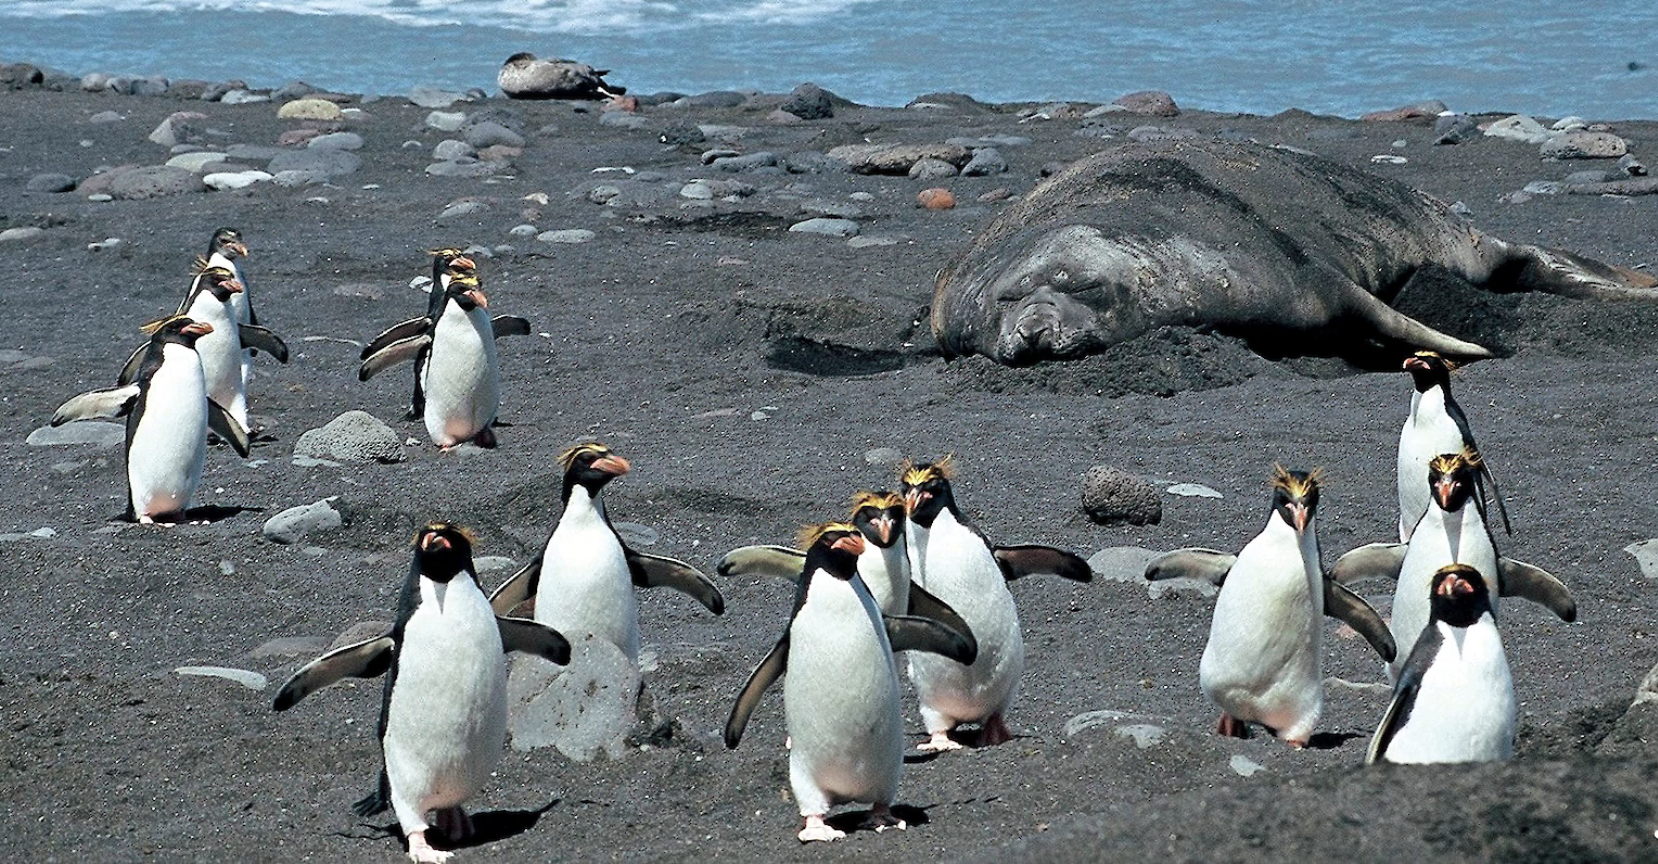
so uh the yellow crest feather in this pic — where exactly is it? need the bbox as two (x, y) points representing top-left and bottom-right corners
(1269, 464), (1324, 498)
(798, 521), (859, 550)
(139, 313), (191, 335)
(558, 441), (610, 471)
(849, 490), (903, 513)
(899, 454), (955, 486)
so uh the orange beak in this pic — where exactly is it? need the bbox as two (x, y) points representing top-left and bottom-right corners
(1289, 502), (1309, 533)
(1433, 477), (1457, 509)
(421, 533), (450, 553)
(231, 241), (249, 257)
(453, 256), (476, 271)
(225, 279), (244, 294)
(831, 533), (866, 556)
(182, 321), (214, 337)
(464, 288), (489, 309)
(870, 513), (895, 545)
(903, 488), (927, 514)
(593, 454), (631, 476)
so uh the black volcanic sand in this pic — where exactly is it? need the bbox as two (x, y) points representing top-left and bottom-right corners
(3, 84), (1658, 862)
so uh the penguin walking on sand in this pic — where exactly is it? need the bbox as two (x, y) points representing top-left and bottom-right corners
(724, 523), (975, 842)
(1396, 351), (1507, 541)
(487, 442), (725, 664)
(51, 315), (250, 524)
(1367, 563), (1515, 764)
(146, 260), (288, 432)
(359, 256), (530, 449)
(899, 457), (1091, 752)
(273, 523), (572, 864)
(1147, 467), (1395, 746)
(202, 228), (256, 384)
(1333, 448), (1575, 680)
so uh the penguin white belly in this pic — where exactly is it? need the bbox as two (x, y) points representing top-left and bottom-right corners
(907, 516), (1022, 728)
(1396, 389), (1464, 540)
(383, 580), (508, 834)
(1390, 509), (1498, 678)
(127, 345), (208, 520)
(183, 292), (247, 428)
(422, 304), (498, 447)
(859, 544), (911, 618)
(1382, 622), (1515, 763)
(1198, 525), (1323, 738)
(784, 578), (903, 813)
(533, 507), (639, 662)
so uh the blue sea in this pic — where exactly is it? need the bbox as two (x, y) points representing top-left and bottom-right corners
(1, 0), (1654, 119)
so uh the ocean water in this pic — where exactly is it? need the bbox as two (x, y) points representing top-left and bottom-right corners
(1, 0), (1654, 119)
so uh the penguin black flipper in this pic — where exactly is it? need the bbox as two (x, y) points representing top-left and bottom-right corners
(496, 616), (571, 665)
(724, 634), (789, 749)
(626, 548), (726, 614)
(358, 334), (432, 382)
(715, 544), (806, 580)
(884, 613), (978, 665)
(206, 399), (252, 457)
(116, 342), (148, 386)
(1330, 543), (1407, 585)
(51, 384), (140, 425)
(993, 544), (1093, 582)
(1323, 580), (1398, 662)
(491, 315), (532, 338)
(1498, 558), (1577, 622)
(238, 324), (290, 363)
(1365, 627), (1439, 765)
(270, 635), (396, 711)
(906, 582), (976, 654)
(361, 316), (434, 360)
(1144, 548), (1236, 586)
(487, 557), (541, 617)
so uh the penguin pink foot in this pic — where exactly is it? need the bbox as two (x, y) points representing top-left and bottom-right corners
(864, 803), (907, 833)
(977, 714), (1013, 746)
(405, 829), (453, 864)
(918, 729), (963, 752)
(798, 814), (846, 843)
(1215, 712), (1249, 738)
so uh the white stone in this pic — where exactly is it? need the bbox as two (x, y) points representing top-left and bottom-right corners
(0, 227), (46, 242)
(426, 111), (467, 132)
(507, 635), (640, 762)
(537, 229), (595, 244)
(1229, 755), (1265, 777)
(174, 666), (269, 690)
(1166, 483), (1222, 498)
(26, 422), (124, 447)
(204, 170), (273, 191)
(165, 152), (229, 173)
(1625, 539), (1658, 579)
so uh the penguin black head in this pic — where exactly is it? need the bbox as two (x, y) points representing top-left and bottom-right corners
(1268, 465), (1322, 533)
(799, 522), (866, 581)
(142, 314), (214, 346)
(192, 259), (244, 301)
(413, 522), (478, 584)
(1403, 351), (1455, 394)
(444, 272), (489, 311)
(208, 227), (247, 259)
(1426, 449), (1481, 513)
(849, 490), (906, 548)
(429, 247), (478, 283)
(558, 441), (630, 501)
(1428, 563), (1494, 628)
(899, 456), (956, 529)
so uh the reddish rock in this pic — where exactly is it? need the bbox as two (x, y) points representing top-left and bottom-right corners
(477, 144), (523, 161)
(603, 95), (640, 113)
(1111, 90), (1180, 117)
(277, 128), (323, 146)
(918, 187), (955, 210)
(1360, 100), (1447, 123)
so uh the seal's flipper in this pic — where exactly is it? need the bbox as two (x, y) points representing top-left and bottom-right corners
(206, 399), (252, 456)
(1502, 241), (1658, 300)
(994, 544), (1093, 581)
(271, 635), (395, 710)
(496, 616), (570, 664)
(491, 315), (532, 338)
(361, 317), (433, 359)
(1331, 543), (1407, 585)
(715, 545), (805, 581)
(1324, 580), (1397, 662)
(1145, 548), (1236, 586)
(1498, 557), (1577, 622)
(626, 548), (725, 614)
(238, 324), (289, 362)
(488, 557), (541, 617)
(358, 334), (431, 381)
(724, 635), (789, 749)
(884, 613), (977, 664)
(906, 582), (976, 653)
(52, 385), (140, 425)
(1341, 283), (1493, 358)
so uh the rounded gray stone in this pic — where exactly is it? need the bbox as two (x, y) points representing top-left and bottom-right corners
(961, 147), (1008, 176)
(432, 139), (476, 161)
(292, 410), (405, 463)
(780, 83), (835, 120)
(1541, 130), (1628, 160)
(463, 121), (525, 149)
(908, 157), (959, 180)
(1081, 465), (1162, 525)
(267, 149), (361, 177)
(27, 173), (75, 193)
(788, 217), (860, 238)
(307, 131), (364, 151)
(263, 499), (344, 544)
(0, 227), (47, 242)
(108, 166), (202, 200)
(537, 228), (595, 244)
(27, 422), (124, 447)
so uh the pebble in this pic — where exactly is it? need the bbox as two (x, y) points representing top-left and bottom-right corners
(204, 170), (274, 191)
(538, 228), (596, 244)
(1483, 114), (1553, 144)
(1433, 113), (1480, 145)
(1229, 755), (1266, 777)
(779, 83), (835, 120)
(828, 142), (971, 175)
(1541, 131), (1628, 159)
(710, 152), (780, 173)
(437, 200), (489, 221)
(174, 666), (268, 691)
(426, 111), (467, 132)
(788, 217), (860, 237)
(148, 112), (207, 147)
(433, 139), (476, 161)
(277, 98), (342, 121)
(272, 169), (329, 187)
(909, 157), (959, 180)
(1167, 483), (1222, 498)
(268, 149), (361, 177)
(1081, 466), (1162, 525)
(1112, 90), (1180, 116)
(27, 173), (75, 193)
(1625, 540), (1658, 579)
(917, 188), (955, 210)
(509, 224), (539, 238)
(88, 110), (123, 123)
(27, 422), (124, 447)
(88, 237), (122, 250)
(263, 498), (344, 544)
(294, 411), (406, 463)
(473, 555), (519, 575)
(863, 447), (905, 468)
(0, 227), (46, 242)
(464, 121), (525, 149)
(961, 147), (1008, 176)
(219, 90), (270, 105)
(1371, 154), (1408, 164)
(409, 86), (469, 108)
(426, 160), (497, 178)
(846, 235), (900, 248)
(308, 131), (364, 151)
(165, 152), (229, 173)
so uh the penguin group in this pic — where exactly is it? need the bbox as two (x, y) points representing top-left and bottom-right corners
(43, 232), (1608, 860)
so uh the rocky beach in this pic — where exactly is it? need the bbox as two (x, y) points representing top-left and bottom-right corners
(3, 63), (1658, 862)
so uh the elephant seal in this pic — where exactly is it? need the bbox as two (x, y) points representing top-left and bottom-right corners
(933, 139), (1658, 365)
(498, 53), (623, 100)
